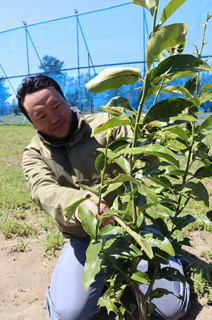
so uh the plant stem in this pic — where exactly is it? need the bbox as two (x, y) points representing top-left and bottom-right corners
(133, 283), (147, 320)
(96, 130), (111, 241)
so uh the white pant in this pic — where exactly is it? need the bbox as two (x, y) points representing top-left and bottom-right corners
(45, 238), (190, 320)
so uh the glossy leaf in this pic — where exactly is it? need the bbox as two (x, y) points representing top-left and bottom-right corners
(206, 211), (212, 222)
(185, 77), (197, 94)
(162, 85), (193, 98)
(143, 98), (193, 125)
(101, 182), (123, 198)
(163, 125), (188, 141)
(83, 240), (102, 291)
(103, 238), (142, 258)
(130, 270), (150, 284)
(78, 205), (97, 239)
(160, 0), (186, 25)
(106, 149), (130, 174)
(95, 153), (105, 173)
(151, 55), (212, 82)
(158, 267), (186, 285)
(98, 225), (124, 239)
(171, 214), (196, 230)
(175, 181), (209, 207)
(113, 215), (153, 259)
(92, 117), (130, 136)
(64, 194), (90, 220)
(200, 90), (212, 105)
(123, 145), (179, 168)
(132, 0), (155, 16)
(146, 23), (188, 70)
(106, 96), (135, 113)
(98, 295), (118, 314)
(85, 67), (141, 93)
(194, 164), (212, 179)
(201, 83), (212, 92)
(200, 115), (212, 130)
(107, 173), (142, 187)
(144, 233), (175, 256)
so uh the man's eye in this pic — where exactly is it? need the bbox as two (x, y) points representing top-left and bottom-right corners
(54, 104), (61, 109)
(38, 115), (46, 120)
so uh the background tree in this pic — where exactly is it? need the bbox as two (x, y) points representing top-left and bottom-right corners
(0, 79), (11, 116)
(38, 55), (65, 74)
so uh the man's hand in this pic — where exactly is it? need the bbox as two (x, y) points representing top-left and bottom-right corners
(75, 192), (113, 226)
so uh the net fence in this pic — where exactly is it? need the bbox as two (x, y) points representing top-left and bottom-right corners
(0, 1), (211, 122)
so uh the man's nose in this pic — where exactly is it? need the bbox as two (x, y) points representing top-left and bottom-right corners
(49, 111), (59, 123)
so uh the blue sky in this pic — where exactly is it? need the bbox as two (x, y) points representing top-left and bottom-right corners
(0, 0), (211, 103)
(0, 0), (130, 31)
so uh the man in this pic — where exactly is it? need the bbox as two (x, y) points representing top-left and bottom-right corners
(17, 74), (190, 320)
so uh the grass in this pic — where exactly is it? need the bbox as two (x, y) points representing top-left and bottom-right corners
(0, 123), (211, 303)
(0, 123), (63, 256)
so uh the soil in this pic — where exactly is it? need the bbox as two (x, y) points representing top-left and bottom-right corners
(0, 230), (211, 320)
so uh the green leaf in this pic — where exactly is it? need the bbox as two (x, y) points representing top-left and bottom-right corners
(78, 205), (97, 239)
(200, 90), (212, 105)
(201, 83), (212, 93)
(85, 67), (141, 93)
(162, 85), (193, 98)
(158, 267), (186, 286)
(92, 117), (130, 136)
(103, 238), (142, 258)
(130, 270), (150, 284)
(106, 149), (130, 174)
(144, 233), (175, 256)
(123, 145), (179, 168)
(160, 0), (186, 25)
(206, 210), (212, 222)
(98, 225), (124, 239)
(143, 98), (194, 125)
(101, 182), (123, 198)
(132, 0), (155, 16)
(106, 96), (135, 113)
(98, 295), (118, 314)
(146, 23), (188, 70)
(113, 215), (153, 259)
(83, 240), (102, 291)
(186, 181), (209, 207)
(201, 115), (212, 130)
(64, 195), (90, 220)
(194, 164), (212, 179)
(148, 176), (174, 192)
(185, 77), (197, 94)
(151, 55), (212, 82)
(170, 114), (198, 122)
(100, 106), (128, 120)
(171, 214), (196, 230)
(107, 173), (142, 187)
(78, 185), (99, 196)
(95, 153), (105, 173)
(163, 125), (188, 141)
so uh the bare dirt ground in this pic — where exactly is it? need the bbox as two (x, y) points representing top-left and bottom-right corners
(0, 230), (211, 320)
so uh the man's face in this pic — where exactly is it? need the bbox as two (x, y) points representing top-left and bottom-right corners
(24, 87), (73, 140)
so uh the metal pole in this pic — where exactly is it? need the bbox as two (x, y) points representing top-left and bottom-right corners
(23, 21), (30, 75)
(88, 53), (92, 114)
(143, 8), (146, 77)
(76, 13), (82, 112)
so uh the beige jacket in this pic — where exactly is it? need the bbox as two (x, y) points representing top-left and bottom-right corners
(23, 110), (131, 240)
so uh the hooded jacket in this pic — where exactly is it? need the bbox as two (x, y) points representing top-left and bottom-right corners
(22, 109), (131, 240)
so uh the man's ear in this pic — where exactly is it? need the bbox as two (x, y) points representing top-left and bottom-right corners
(33, 123), (37, 129)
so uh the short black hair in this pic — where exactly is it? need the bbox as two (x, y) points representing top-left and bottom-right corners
(16, 74), (65, 121)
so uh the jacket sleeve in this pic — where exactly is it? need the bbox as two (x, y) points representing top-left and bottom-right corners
(22, 143), (87, 237)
